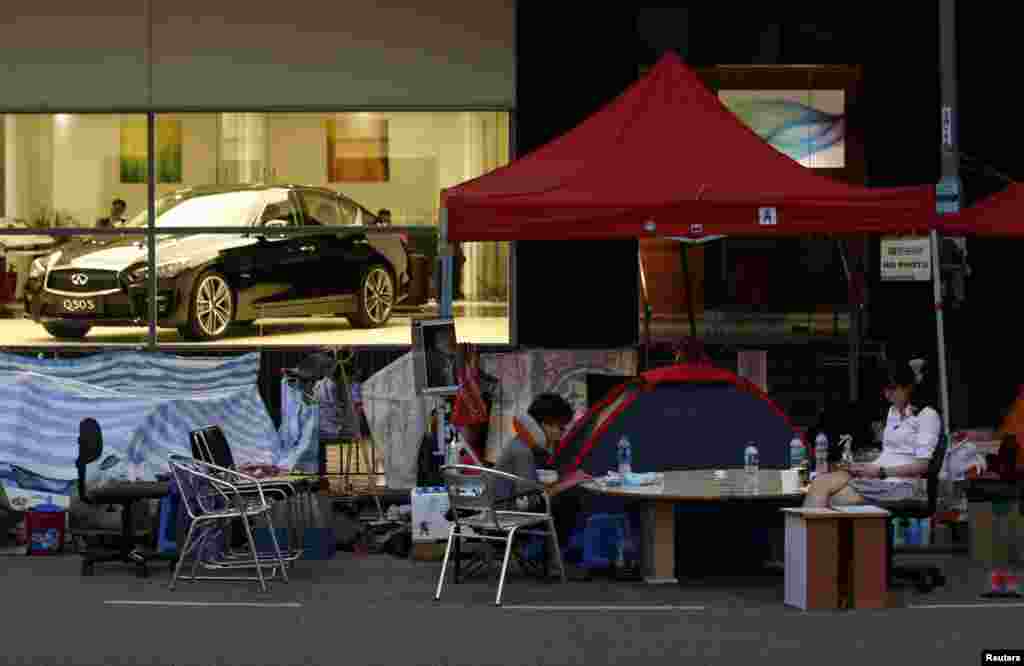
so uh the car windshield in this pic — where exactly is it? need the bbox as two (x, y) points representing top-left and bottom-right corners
(123, 191), (266, 229)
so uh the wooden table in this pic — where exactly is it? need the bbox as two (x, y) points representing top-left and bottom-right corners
(583, 469), (804, 584)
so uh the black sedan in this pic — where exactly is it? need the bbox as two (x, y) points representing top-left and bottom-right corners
(25, 185), (421, 341)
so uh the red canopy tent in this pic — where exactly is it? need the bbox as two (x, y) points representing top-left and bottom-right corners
(936, 182), (1023, 236)
(441, 52), (935, 242)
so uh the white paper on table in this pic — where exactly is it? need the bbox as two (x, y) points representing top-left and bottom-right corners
(780, 470), (800, 494)
(833, 505), (890, 515)
(781, 507), (837, 515)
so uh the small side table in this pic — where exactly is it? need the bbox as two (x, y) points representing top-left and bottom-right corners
(782, 507), (890, 610)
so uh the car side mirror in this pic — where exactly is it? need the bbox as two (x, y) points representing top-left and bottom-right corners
(257, 219), (289, 241)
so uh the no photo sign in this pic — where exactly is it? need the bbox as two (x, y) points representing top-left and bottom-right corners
(880, 237), (931, 282)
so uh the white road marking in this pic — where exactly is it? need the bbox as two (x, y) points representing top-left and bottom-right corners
(501, 605), (706, 611)
(104, 600), (302, 608)
(910, 602), (1024, 609)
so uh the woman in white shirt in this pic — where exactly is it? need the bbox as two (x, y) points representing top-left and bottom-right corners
(804, 360), (941, 508)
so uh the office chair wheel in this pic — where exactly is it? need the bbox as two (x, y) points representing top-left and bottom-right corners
(81, 561), (94, 577)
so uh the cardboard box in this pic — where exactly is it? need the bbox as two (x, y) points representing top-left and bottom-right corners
(411, 542), (448, 562)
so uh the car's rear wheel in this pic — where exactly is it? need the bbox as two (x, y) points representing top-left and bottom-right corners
(348, 264), (395, 328)
(43, 322), (91, 339)
(180, 270), (234, 341)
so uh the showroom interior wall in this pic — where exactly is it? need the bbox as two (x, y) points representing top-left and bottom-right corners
(4, 114), (218, 224)
(4, 113), (501, 232)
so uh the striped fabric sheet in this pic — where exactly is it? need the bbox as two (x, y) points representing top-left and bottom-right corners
(0, 351), (260, 396)
(0, 352), (281, 487)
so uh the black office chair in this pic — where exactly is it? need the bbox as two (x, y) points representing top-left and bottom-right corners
(75, 418), (170, 577)
(877, 432), (950, 593)
(190, 425), (319, 498)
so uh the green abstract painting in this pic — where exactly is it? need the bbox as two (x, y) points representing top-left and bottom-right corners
(120, 117), (183, 183)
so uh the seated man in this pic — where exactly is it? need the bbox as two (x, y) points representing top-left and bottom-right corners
(495, 393), (589, 578)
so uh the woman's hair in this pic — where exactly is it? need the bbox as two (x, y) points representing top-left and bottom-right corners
(886, 358), (939, 411)
(886, 361), (917, 388)
(528, 392), (575, 426)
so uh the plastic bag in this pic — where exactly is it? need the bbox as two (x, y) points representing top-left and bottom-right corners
(941, 439), (987, 480)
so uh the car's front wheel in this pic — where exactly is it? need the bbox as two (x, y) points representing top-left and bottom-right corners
(348, 264), (395, 328)
(43, 322), (91, 339)
(179, 270), (235, 341)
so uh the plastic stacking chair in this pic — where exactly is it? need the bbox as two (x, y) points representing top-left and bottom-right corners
(167, 455), (299, 592)
(434, 464), (566, 607)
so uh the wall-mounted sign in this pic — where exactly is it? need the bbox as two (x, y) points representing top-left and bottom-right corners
(880, 237), (931, 282)
(941, 105), (954, 149)
(758, 207), (778, 226)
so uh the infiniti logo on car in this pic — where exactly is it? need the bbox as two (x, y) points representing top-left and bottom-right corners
(70, 273), (89, 286)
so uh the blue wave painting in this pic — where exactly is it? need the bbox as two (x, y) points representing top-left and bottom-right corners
(0, 352), (314, 508)
(721, 96), (845, 165)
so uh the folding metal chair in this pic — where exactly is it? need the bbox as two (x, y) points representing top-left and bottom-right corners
(434, 464), (566, 606)
(167, 455), (300, 592)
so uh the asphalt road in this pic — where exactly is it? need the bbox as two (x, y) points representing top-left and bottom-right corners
(1, 550), (1018, 666)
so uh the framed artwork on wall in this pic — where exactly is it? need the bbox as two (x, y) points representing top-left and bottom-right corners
(326, 114), (390, 183)
(120, 117), (183, 184)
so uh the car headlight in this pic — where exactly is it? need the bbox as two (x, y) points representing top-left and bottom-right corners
(128, 258), (192, 283)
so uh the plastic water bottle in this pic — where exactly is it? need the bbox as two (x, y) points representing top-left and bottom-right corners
(840, 434), (854, 465)
(446, 437), (461, 467)
(744, 442), (759, 474)
(617, 436), (633, 474)
(789, 435), (805, 468)
(815, 432), (829, 476)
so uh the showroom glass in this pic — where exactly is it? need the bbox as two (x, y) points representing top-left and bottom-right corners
(123, 190), (267, 229)
(0, 113), (152, 347)
(149, 111), (513, 349)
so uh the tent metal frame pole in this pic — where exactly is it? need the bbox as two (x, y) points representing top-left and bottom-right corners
(439, 207), (454, 320)
(931, 229), (952, 436)
(639, 252), (652, 370)
(837, 239), (860, 403)
(934, 0), (958, 437)
(437, 207), (454, 462)
(680, 244), (698, 339)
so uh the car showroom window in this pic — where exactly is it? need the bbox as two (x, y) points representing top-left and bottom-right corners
(337, 197), (361, 226)
(138, 111), (512, 349)
(0, 113), (152, 346)
(298, 190), (342, 227)
(258, 194), (300, 228)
